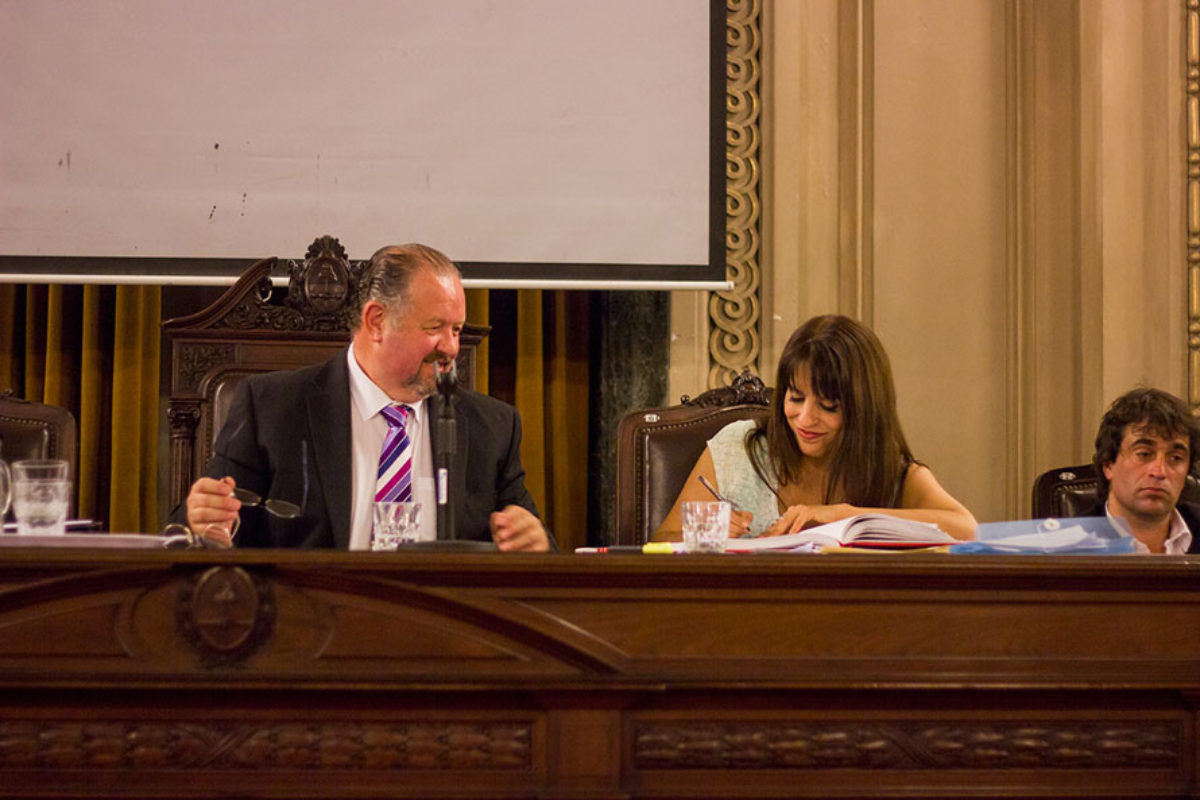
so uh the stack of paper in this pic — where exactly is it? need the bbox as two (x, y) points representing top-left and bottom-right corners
(950, 517), (1134, 554)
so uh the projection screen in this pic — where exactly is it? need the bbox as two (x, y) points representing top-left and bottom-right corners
(0, 0), (724, 288)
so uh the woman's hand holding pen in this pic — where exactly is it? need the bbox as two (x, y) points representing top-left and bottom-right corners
(729, 509), (754, 537)
(698, 475), (754, 537)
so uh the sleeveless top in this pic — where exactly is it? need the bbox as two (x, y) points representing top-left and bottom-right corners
(706, 419), (779, 537)
(706, 419), (912, 536)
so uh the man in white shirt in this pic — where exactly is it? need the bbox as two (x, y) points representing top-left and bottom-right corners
(181, 243), (551, 552)
(1082, 388), (1200, 555)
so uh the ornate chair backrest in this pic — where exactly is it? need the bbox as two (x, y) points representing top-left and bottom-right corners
(614, 372), (772, 545)
(162, 235), (488, 510)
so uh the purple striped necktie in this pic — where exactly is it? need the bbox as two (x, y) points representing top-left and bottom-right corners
(375, 404), (413, 503)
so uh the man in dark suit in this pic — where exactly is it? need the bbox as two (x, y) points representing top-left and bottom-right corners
(1080, 387), (1200, 554)
(182, 243), (551, 551)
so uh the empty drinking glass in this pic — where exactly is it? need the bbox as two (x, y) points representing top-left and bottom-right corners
(681, 500), (731, 553)
(372, 501), (421, 551)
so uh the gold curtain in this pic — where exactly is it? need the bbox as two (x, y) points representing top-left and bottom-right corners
(467, 288), (590, 552)
(0, 284), (160, 533)
(542, 290), (590, 549)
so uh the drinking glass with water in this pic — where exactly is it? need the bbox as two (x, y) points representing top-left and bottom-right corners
(11, 459), (70, 536)
(0, 458), (10, 520)
(372, 501), (421, 551)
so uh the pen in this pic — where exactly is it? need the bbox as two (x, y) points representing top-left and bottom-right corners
(698, 475), (738, 510)
(574, 543), (677, 554)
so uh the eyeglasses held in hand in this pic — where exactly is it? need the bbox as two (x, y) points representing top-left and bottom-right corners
(161, 522), (230, 549)
(232, 487), (302, 519)
(160, 489), (302, 549)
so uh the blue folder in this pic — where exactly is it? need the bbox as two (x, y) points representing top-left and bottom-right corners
(951, 516), (1136, 554)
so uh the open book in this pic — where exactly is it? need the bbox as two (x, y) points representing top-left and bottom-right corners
(726, 513), (956, 552)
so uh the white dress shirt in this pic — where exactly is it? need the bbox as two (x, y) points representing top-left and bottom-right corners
(1105, 501), (1193, 555)
(346, 345), (437, 550)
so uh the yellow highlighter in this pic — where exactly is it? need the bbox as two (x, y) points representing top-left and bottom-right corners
(574, 542), (680, 554)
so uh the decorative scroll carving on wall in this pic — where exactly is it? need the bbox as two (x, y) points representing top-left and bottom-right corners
(1187, 0), (1200, 410)
(711, 0), (763, 388)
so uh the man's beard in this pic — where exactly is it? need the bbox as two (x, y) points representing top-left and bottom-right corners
(402, 354), (450, 398)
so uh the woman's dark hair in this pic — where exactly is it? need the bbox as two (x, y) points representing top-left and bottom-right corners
(1092, 387), (1200, 499)
(748, 314), (914, 506)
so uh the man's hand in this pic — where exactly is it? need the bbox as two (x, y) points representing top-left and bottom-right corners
(489, 505), (550, 552)
(185, 476), (242, 547)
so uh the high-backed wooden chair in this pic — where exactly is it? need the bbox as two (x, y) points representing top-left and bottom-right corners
(162, 235), (489, 510)
(613, 371), (772, 545)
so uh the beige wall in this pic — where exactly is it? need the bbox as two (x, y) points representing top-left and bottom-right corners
(672, 0), (1187, 523)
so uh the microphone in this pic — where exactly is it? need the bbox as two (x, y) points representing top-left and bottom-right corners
(399, 356), (497, 551)
(434, 359), (457, 541)
(435, 359), (457, 396)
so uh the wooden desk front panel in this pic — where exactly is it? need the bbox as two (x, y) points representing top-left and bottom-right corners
(0, 550), (1196, 799)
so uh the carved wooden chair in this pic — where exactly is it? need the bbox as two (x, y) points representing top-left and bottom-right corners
(614, 371), (772, 545)
(162, 235), (489, 510)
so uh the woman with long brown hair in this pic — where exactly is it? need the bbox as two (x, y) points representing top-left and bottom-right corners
(654, 314), (976, 541)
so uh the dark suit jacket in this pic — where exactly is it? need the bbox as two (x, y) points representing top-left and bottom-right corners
(188, 349), (547, 549)
(1075, 498), (1200, 554)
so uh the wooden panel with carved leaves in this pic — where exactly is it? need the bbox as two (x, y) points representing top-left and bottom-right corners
(0, 552), (1197, 799)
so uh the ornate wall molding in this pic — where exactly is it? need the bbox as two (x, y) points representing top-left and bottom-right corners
(711, 0), (763, 388)
(1187, 0), (1200, 409)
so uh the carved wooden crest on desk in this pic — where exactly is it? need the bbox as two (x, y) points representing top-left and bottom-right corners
(176, 566), (275, 668)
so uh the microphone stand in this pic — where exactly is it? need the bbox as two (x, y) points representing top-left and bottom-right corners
(400, 360), (497, 552)
(435, 361), (457, 541)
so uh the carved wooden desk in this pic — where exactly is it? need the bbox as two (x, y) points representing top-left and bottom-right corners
(0, 549), (1197, 799)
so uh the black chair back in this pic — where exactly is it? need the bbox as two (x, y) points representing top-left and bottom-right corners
(1030, 462), (1200, 518)
(0, 391), (77, 516)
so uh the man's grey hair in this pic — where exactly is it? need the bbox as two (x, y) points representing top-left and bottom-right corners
(351, 243), (461, 330)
